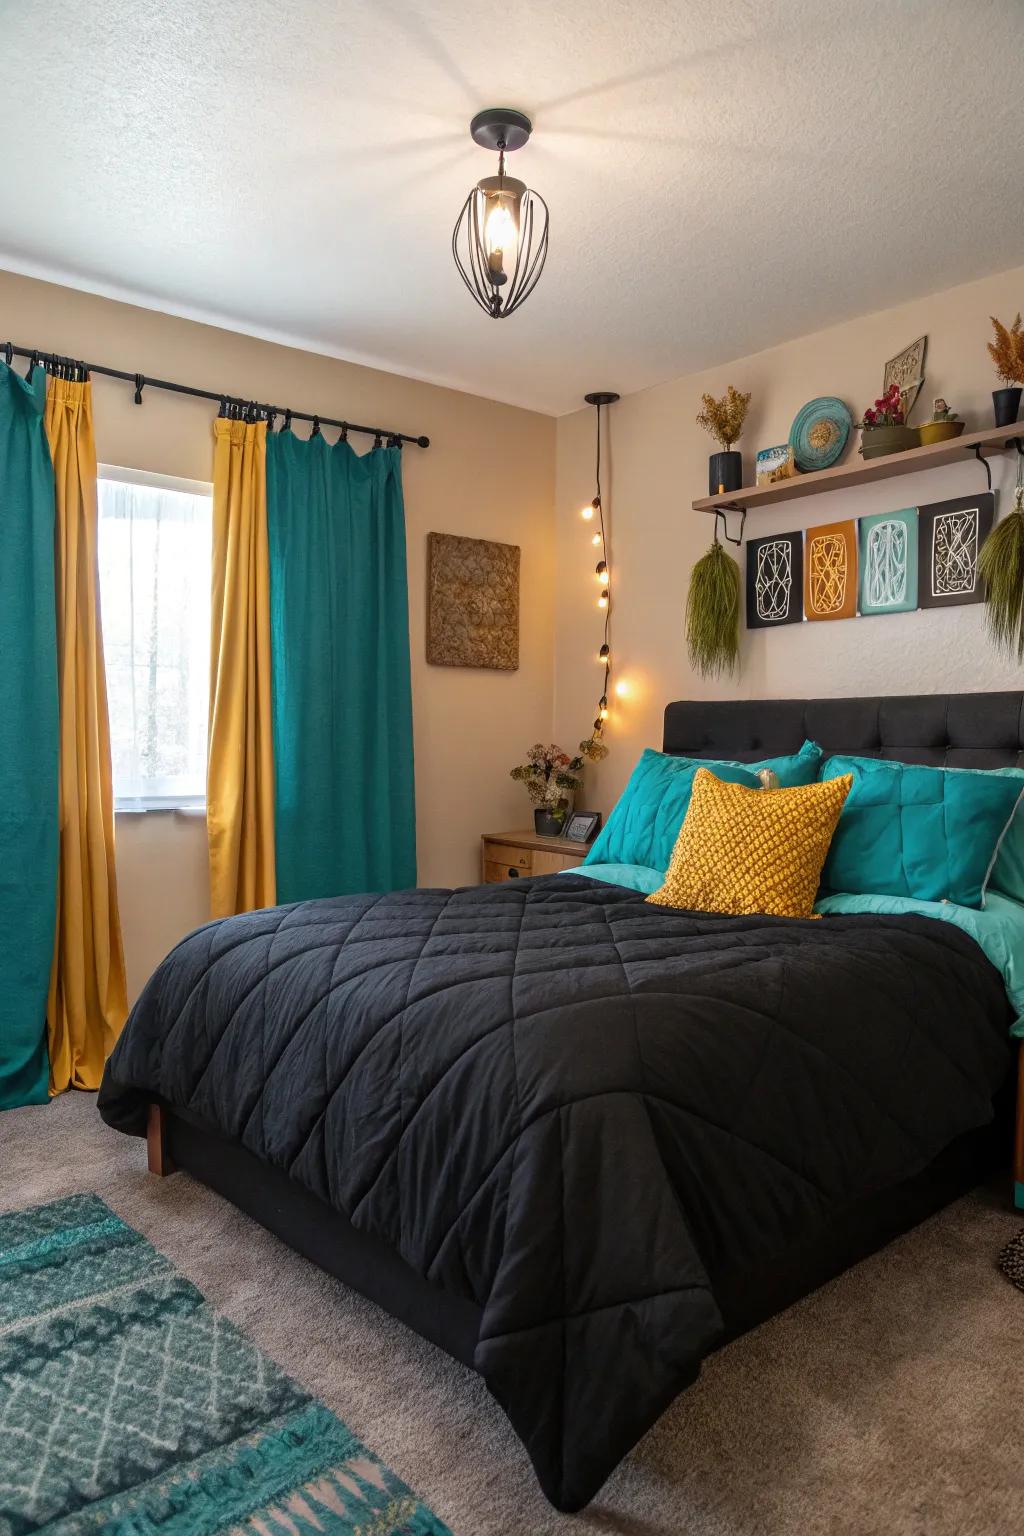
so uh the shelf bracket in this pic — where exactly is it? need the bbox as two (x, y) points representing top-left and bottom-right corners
(971, 443), (993, 493)
(713, 505), (746, 546)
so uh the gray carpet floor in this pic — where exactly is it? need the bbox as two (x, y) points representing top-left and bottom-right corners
(2, 1091), (1023, 1536)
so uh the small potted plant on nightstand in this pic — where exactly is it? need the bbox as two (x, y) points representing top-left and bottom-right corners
(511, 744), (583, 835)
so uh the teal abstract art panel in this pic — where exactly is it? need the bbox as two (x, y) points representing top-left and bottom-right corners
(0, 1194), (450, 1536)
(858, 507), (919, 615)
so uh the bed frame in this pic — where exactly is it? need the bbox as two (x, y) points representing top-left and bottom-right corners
(146, 690), (1024, 1366)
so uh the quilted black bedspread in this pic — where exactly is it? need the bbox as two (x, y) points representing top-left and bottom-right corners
(98, 875), (1011, 1509)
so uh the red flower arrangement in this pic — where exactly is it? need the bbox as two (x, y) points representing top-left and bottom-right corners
(858, 383), (905, 429)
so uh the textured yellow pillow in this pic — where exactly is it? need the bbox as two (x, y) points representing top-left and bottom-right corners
(646, 767), (853, 919)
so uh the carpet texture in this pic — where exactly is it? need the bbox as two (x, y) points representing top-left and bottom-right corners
(0, 1192), (449, 1535)
(2, 1092), (1023, 1536)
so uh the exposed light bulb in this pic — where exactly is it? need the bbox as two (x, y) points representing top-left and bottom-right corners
(599, 643), (610, 660)
(599, 706), (609, 720)
(580, 504), (594, 522)
(591, 532), (602, 546)
(484, 201), (516, 268)
(614, 679), (629, 697)
(597, 589), (609, 608)
(595, 560), (608, 580)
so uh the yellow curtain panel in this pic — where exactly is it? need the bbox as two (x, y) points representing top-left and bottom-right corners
(208, 417), (276, 918)
(44, 376), (128, 1092)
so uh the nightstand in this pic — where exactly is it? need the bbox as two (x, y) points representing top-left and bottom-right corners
(481, 829), (592, 884)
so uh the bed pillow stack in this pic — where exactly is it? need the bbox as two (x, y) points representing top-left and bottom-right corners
(583, 739), (823, 875)
(818, 756), (1024, 909)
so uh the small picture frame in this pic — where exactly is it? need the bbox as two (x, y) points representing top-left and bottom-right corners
(562, 810), (601, 844)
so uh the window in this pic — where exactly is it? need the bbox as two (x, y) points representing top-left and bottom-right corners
(98, 467), (212, 810)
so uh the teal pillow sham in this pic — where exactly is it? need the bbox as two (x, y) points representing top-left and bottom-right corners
(584, 740), (823, 874)
(820, 755), (1024, 908)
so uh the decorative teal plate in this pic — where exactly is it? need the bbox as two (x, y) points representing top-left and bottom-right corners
(789, 396), (852, 471)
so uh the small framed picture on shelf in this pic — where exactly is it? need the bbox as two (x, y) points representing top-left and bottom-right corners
(562, 811), (601, 844)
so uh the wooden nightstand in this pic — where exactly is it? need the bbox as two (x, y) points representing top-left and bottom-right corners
(481, 829), (592, 884)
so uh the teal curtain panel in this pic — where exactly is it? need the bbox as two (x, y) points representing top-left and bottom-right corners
(0, 364), (58, 1107)
(266, 433), (416, 901)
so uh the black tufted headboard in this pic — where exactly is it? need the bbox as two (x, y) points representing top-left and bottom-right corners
(663, 692), (1024, 771)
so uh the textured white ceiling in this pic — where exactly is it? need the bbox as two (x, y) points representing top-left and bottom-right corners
(1, 0), (1021, 415)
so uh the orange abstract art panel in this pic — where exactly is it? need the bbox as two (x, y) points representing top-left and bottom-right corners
(803, 519), (858, 621)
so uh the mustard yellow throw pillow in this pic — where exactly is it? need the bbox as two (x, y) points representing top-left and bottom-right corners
(646, 767), (853, 919)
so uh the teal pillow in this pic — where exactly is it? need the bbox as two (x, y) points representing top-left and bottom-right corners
(584, 740), (823, 874)
(978, 766), (1024, 904)
(820, 755), (1024, 908)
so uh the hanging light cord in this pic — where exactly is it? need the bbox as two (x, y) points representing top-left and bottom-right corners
(596, 403), (611, 715)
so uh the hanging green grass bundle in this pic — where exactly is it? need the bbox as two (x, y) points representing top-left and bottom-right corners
(685, 536), (740, 677)
(979, 483), (1024, 660)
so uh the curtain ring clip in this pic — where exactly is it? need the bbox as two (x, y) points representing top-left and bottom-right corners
(3, 341), (12, 368)
(373, 432), (383, 450)
(133, 373), (145, 405)
(283, 408), (292, 431)
(311, 414), (321, 438)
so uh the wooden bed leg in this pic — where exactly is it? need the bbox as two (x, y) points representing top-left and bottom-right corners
(1014, 1043), (1024, 1211)
(147, 1103), (176, 1177)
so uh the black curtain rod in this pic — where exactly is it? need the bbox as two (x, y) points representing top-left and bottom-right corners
(1, 340), (430, 448)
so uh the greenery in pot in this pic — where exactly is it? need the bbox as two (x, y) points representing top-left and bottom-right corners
(696, 385), (752, 494)
(988, 313), (1024, 426)
(856, 383), (916, 457)
(511, 743), (584, 829)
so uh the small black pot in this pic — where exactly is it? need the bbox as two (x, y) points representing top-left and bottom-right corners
(993, 387), (1022, 428)
(534, 809), (563, 837)
(709, 451), (742, 495)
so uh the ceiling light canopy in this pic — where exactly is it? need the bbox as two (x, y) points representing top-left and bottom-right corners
(452, 108), (549, 320)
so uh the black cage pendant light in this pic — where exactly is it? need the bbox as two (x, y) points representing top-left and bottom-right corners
(452, 108), (549, 319)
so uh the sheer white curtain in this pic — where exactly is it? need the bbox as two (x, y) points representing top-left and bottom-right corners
(97, 469), (212, 809)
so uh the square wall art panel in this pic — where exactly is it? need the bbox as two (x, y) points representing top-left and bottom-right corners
(746, 531), (803, 628)
(804, 519), (858, 621)
(918, 493), (994, 609)
(426, 532), (520, 668)
(858, 507), (919, 615)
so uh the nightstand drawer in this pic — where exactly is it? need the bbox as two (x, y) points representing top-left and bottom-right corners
(482, 841), (532, 872)
(484, 858), (530, 883)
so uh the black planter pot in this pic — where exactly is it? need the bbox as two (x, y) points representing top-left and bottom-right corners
(534, 809), (563, 837)
(993, 387), (1023, 428)
(709, 451), (742, 496)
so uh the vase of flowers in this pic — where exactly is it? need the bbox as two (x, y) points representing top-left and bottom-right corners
(511, 744), (583, 835)
(987, 314), (1024, 427)
(696, 385), (751, 494)
(857, 383), (917, 458)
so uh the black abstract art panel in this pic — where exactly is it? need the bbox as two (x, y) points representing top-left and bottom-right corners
(917, 493), (994, 609)
(745, 531), (803, 628)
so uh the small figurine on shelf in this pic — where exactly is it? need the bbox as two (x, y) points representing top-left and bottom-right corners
(918, 397), (965, 446)
(696, 385), (751, 495)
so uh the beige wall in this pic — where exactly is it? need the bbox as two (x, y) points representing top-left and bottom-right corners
(555, 263), (1024, 815)
(0, 269), (556, 1000)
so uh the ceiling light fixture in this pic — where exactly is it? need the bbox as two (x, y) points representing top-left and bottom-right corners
(452, 109), (549, 319)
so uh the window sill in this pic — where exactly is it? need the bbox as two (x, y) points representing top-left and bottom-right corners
(115, 800), (206, 817)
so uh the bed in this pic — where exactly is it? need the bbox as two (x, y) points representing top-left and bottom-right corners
(98, 690), (1023, 1512)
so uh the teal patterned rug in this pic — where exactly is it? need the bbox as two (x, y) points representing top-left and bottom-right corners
(0, 1194), (452, 1536)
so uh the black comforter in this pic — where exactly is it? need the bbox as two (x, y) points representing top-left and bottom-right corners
(98, 874), (1011, 1509)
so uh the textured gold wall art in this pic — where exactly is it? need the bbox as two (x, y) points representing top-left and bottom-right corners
(426, 532), (520, 669)
(803, 519), (858, 621)
(884, 335), (927, 419)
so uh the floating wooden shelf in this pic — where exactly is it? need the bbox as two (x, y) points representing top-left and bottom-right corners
(693, 426), (1024, 515)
